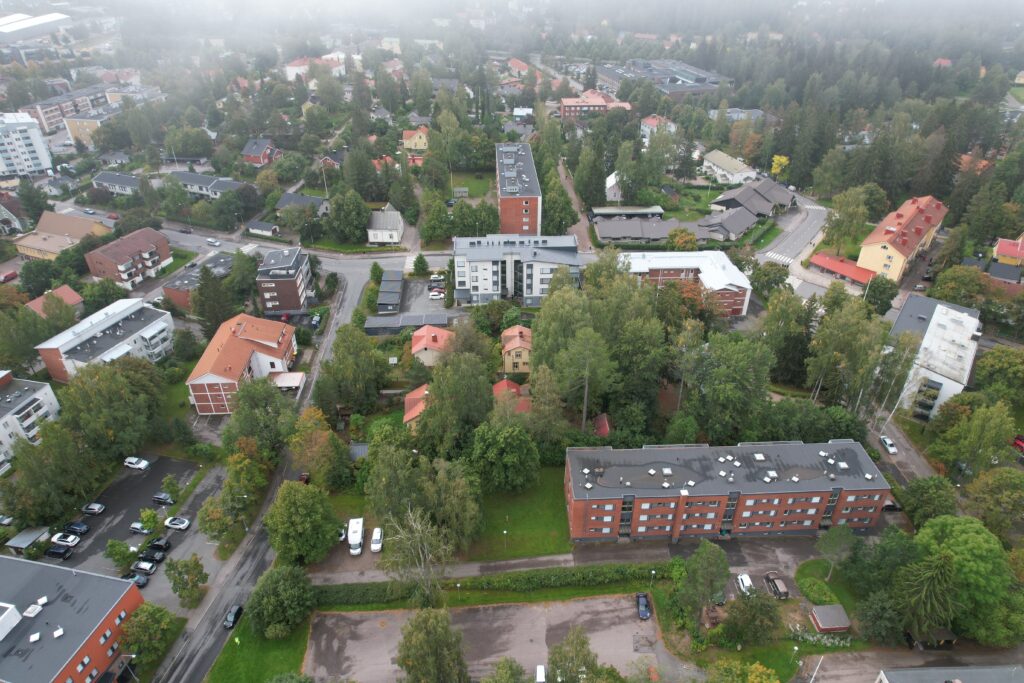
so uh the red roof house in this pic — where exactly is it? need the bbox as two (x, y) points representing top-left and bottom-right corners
(411, 325), (453, 367)
(493, 379), (531, 414)
(25, 284), (84, 318)
(995, 234), (1024, 266)
(507, 58), (530, 77)
(404, 383), (429, 429)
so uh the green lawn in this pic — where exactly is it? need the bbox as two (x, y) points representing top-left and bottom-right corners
(708, 638), (870, 682)
(745, 223), (782, 250)
(136, 615), (187, 682)
(795, 559), (860, 618)
(327, 489), (367, 523)
(207, 614), (310, 683)
(366, 408), (403, 437)
(301, 186), (327, 197)
(451, 171), (493, 198)
(1011, 86), (1024, 103)
(814, 221), (875, 261)
(162, 248), (197, 277)
(159, 361), (197, 423)
(308, 238), (403, 254)
(894, 413), (935, 452)
(465, 466), (572, 562)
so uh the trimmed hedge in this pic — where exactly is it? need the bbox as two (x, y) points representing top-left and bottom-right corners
(796, 575), (839, 605)
(313, 562), (673, 608)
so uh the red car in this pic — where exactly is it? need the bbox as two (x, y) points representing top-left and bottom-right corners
(0, 271), (16, 283)
(1013, 435), (1024, 454)
(107, 212), (120, 220)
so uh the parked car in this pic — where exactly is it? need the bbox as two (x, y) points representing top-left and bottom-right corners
(635, 592), (651, 620)
(223, 604), (243, 629)
(149, 537), (173, 552)
(152, 492), (174, 506)
(45, 544), (72, 560)
(121, 572), (149, 588)
(370, 527), (383, 553)
(138, 548), (166, 563)
(81, 502), (106, 515)
(64, 521), (90, 535)
(712, 589), (725, 606)
(0, 515), (13, 527)
(0, 271), (16, 283)
(880, 435), (898, 455)
(131, 560), (157, 575)
(764, 571), (789, 599)
(206, 238), (221, 246)
(164, 516), (190, 530)
(429, 291), (444, 300)
(913, 284), (927, 292)
(445, 198), (457, 207)
(129, 522), (152, 535)
(736, 573), (754, 596)
(882, 500), (903, 512)
(123, 457), (150, 470)
(51, 533), (81, 547)
(180, 226), (193, 234)
(83, 208), (96, 215)
(1012, 435), (1024, 453)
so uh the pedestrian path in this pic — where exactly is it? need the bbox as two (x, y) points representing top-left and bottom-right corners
(763, 250), (795, 265)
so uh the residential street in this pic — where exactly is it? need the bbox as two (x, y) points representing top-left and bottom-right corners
(757, 195), (829, 267)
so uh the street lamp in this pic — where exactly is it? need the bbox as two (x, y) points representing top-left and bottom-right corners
(121, 654), (140, 682)
(503, 529), (508, 551)
(456, 582), (461, 599)
(791, 645), (799, 663)
(649, 569), (656, 592)
(231, 494), (250, 532)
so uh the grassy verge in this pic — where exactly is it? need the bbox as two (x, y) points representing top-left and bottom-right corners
(795, 559), (860, 618)
(770, 383), (813, 399)
(136, 615), (187, 683)
(308, 239), (404, 254)
(747, 223), (782, 250)
(703, 639), (870, 682)
(163, 248), (197, 277)
(168, 466), (211, 516)
(450, 171), (492, 198)
(894, 413), (935, 452)
(420, 239), (451, 251)
(159, 361), (197, 423)
(813, 221), (875, 260)
(327, 489), (367, 523)
(465, 466), (572, 562)
(206, 614), (310, 683)
(1011, 86), (1024, 102)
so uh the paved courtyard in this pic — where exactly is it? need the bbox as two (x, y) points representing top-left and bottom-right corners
(304, 595), (700, 682)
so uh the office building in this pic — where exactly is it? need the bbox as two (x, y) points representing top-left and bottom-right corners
(0, 555), (144, 683)
(35, 299), (173, 383)
(84, 228), (171, 290)
(256, 248), (314, 315)
(0, 369), (59, 472)
(453, 234), (582, 306)
(564, 441), (889, 542)
(0, 113), (51, 175)
(495, 143), (542, 236)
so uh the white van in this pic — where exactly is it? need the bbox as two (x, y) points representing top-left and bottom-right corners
(536, 665), (546, 682)
(370, 527), (383, 553)
(348, 517), (364, 556)
(206, 238), (221, 246)
(736, 573), (753, 596)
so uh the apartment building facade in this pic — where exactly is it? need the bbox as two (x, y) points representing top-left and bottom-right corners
(453, 234), (582, 307)
(18, 83), (111, 134)
(84, 228), (171, 290)
(495, 143), (542, 235)
(565, 441), (889, 543)
(0, 370), (60, 471)
(256, 248), (314, 315)
(0, 113), (51, 175)
(857, 196), (947, 282)
(620, 251), (752, 316)
(35, 298), (173, 383)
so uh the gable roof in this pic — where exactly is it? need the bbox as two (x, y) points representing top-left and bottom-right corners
(188, 313), (295, 384)
(25, 284), (82, 317)
(411, 325), (453, 354)
(995, 235), (1024, 261)
(241, 138), (274, 157)
(35, 211), (109, 239)
(275, 192), (324, 211)
(402, 126), (429, 141)
(711, 184), (773, 216)
(809, 253), (876, 286)
(501, 325), (533, 353)
(703, 149), (752, 175)
(696, 206), (758, 236)
(404, 383), (429, 424)
(862, 196), (947, 259)
(93, 170), (141, 189)
(87, 227), (166, 263)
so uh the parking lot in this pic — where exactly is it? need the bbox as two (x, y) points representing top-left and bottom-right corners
(304, 595), (698, 682)
(400, 278), (448, 314)
(43, 456), (224, 613)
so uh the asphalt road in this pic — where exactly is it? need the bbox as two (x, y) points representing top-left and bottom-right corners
(757, 195), (828, 266)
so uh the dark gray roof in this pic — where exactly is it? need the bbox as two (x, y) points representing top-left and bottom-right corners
(349, 442), (369, 461)
(495, 143), (541, 198)
(241, 138), (273, 157)
(3, 527), (48, 550)
(960, 256), (987, 270)
(168, 170), (215, 187)
(258, 249), (307, 280)
(210, 178), (245, 194)
(711, 185), (774, 216)
(381, 270), (403, 282)
(379, 279), (403, 294)
(590, 206), (664, 219)
(566, 440), (887, 500)
(749, 178), (794, 206)
(0, 376), (51, 421)
(879, 666), (1024, 683)
(61, 306), (168, 363)
(92, 171), (140, 189)
(593, 217), (678, 241)
(408, 112), (432, 126)
(988, 261), (1021, 283)
(0, 556), (135, 683)
(697, 206), (758, 236)
(890, 295), (980, 338)
(275, 193), (324, 211)
(811, 604), (850, 630)
(377, 290), (402, 305)
(245, 219), (278, 232)
(364, 312), (450, 330)
(164, 252), (234, 292)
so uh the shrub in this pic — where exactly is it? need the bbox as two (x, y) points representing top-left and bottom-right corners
(248, 566), (315, 639)
(295, 327), (313, 346)
(796, 576), (839, 605)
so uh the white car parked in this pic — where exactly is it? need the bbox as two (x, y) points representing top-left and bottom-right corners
(164, 516), (191, 531)
(370, 527), (383, 553)
(123, 457), (150, 470)
(736, 573), (754, 596)
(51, 533), (81, 547)
(880, 435), (897, 455)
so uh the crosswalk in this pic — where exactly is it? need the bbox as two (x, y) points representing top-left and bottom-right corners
(404, 254), (418, 272)
(763, 251), (795, 266)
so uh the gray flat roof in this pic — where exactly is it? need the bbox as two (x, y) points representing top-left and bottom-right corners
(377, 291), (402, 305)
(890, 295), (979, 338)
(62, 306), (167, 363)
(163, 252), (233, 292)
(257, 249), (307, 281)
(811, 603), (850, 629)
(454, 234), (581, 266)
(567, 441), (887, 500)
(495, 143), (541, 198)
(379, 279), (403, 294)
(364, 313), (450, 329)
(0, 556), (134, 683)
(590, 206), (664, 218)
(0, 376), (50, 421)
(594, 218), (677, 241)
(880, 666), (1024, 683)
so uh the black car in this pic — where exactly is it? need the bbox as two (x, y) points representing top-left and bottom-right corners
(45, 544), (72, 560)
(149, 537), (173, 552)
(120, 572), (150, 588)
(138, 549), (166, 563)
(636, 592), (651, 620)
(152, 492), (174, 506)
(64, 520), (90, 535)
(223, 604), (243, 629)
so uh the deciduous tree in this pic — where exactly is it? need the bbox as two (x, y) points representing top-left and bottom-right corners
(864, 275), (900, 315)
(900, 476), (957, 528)
(548, 625), (600, 683)
(397, 609), (470, 683)
(121, 603), (178, 668)
(965, 468), (1024, 542)
(469, 422), (540, 493)
(816, 524), (855, 581)
(378, 508), (453, 608)
(264, 481), (337, 565)
(247, 566), (316, 639)
(165, 553), (209, 608)
(221, 378), (297, 459)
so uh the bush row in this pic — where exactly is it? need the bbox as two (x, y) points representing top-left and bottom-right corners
(795, 575), (839, 605)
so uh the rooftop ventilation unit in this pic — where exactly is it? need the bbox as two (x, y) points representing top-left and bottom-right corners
(725, 455), (733, 461)
(819, 450), (828, 457)
(733, 461), (741, 468)
(584, 482), (593, 490)
(29, 632), (39, 643)
(828, 473), (837, 481)
(838, 462), (849, 470)
(766, 470), (778, 480)
(624, 481), (631, 487)
(661, 481), (671, 488)
(35, 597), (46, 606)
(763, 476), (772, 483)
(53, 627), (63, 639)
(22, 604), (42, 618)
(753, 453), (765, 461)
(662, 467), (672, 476)
(686, 480), (696, 487)
(718, 470), (727, 477)
(865, 473), (874, 480)
(827, 458), (835, 465)
(581, 467), (590, 475)
(717, 456), (726, 463)
(791, 475), (800, 483)
(648, 468), (656, 476)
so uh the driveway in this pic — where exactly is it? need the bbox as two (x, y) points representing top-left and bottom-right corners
(558, 159), (593, 252)
(304, 596), (699, 682)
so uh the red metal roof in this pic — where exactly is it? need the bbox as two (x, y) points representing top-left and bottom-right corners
(995, 236), (1024, 261)
(809, 253), (876, 286)
(861, 196), (947, 259)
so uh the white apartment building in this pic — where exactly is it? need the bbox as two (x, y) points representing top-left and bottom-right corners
(0, 370), (60, 473)
(890, 295), (982, 419)
(0, 113), (51, 176)
(453, 234), (583, 307)
(35, 298), (173, 383)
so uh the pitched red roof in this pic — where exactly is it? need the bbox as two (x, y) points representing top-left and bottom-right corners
(594, 413), (611, 438)
(493, 379), (522, 397)
(25, 284), (82, 317)
(187, 314), (295, 384)
(861, 196), (947, 259)
(995, 236), (1024, 261)
(411, 325), (453, 354)
(507, 58), (530, 73)
(809, 253), (875, 286)
(500, 325), (532, 354)
(493, 380), (531, 413)
(404, 383), (429, 424)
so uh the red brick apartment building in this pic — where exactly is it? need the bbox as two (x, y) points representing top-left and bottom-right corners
(564, 441), (889, 542)
(84, 227), (171, 290)
(496, 143), (542, 236)
(0, 556), (144, 683)
(619, 251), (752, 316)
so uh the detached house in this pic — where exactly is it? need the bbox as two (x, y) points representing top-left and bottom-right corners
(411, 325), (453, 367)
(92, 171), (140, 196)
(402, 126), (430, 152)
(501, 325), (532, 374)
(168, 171), (249, 200)
(403, 383), (429, 430)
(187, 314), (300, 415)
(241, 138), (283, 167)
(702, 150), (756, 184)
(640, 114), (677, 146)
(367, 203), (406, 245)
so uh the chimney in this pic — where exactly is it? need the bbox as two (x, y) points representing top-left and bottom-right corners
(430, 333), (437, 342)
(924, 215), (932, 224)
(518, 330), (524, 338)
(0, 370), (11, 388)
(896, 212), (903, 219)
(910, 197), (918, 204)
